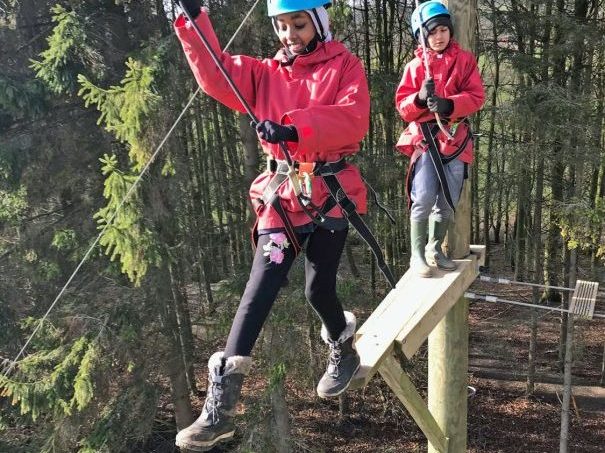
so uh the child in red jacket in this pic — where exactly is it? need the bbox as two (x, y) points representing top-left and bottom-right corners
(396, 1), (484, 278)
(173, 0), (371, 450)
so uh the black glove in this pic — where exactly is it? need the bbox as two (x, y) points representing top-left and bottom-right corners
(254, 120), (298, 144)
(178, 0), (201, 19)
(416, 78), (435, 107)
(427, 95), (454, 116)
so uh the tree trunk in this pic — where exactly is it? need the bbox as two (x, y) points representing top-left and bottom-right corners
(559, 248), (577, 452)
(270, 375), (292, 453)
(154, 265), (194, 430)
(482, 5), (501, 263)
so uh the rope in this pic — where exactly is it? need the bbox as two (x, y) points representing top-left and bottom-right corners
(1, 2), (260, 379)
(479, 274), (574, 292)
(413, 0), (453, 141)
(478, 274), (604, 301)
(465, 292), (605, 319)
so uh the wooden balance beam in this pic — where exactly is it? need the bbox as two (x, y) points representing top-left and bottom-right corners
(350, 246), (484, 453)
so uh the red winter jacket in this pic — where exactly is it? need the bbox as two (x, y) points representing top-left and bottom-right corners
(175, 12), (370, 230)
(395, 40), (484, 163)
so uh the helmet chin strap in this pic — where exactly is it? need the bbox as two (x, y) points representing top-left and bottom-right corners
(301, 34), (320, 54)
(282, 34), (320, 64)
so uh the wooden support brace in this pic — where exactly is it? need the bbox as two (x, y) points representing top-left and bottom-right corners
(379, 353), (449, 453)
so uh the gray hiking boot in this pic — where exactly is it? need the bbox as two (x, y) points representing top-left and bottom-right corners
(410, 220), (433, 277)
(175, 352), (251, 452)
(425, 218), (457, 271)
(317, 311), (360, 398)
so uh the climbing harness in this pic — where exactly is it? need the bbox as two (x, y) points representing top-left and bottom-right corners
(178, 1), (326, 229)
(406, 118), (473, 212)
(262, 158), (397, 288)
(179, 1), (396, 287)
(420, 122), (455, 212)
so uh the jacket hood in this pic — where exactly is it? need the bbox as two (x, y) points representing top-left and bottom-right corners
(414, 39), (460, 60)
(274, 40), (349, 66)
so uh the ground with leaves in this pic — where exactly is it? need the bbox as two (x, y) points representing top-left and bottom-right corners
(142, 243), (605, 453)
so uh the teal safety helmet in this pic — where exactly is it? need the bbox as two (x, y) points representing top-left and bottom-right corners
(267, 0), (331, 16)
(411, 1), (451, 40)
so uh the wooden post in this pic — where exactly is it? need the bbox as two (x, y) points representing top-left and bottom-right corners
(428, 1), (476, 452)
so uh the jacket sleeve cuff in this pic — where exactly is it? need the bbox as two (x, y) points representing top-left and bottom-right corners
(414, 94), (427, 108)
(399, 93), (427, 121)
(281, 110), (318, 161)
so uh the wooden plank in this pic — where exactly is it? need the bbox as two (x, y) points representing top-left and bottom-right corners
(469, 244), (486, 268)
(356, 270), (417, 339)
(379, 353), (449, 453)
(397, 256), (478, 358)
(351, 256), (477, 387)
(356, 245), (483, 340)
(570, 280), (599, 320)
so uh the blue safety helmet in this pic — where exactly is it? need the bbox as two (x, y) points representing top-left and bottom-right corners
(411, 1), (451, 40)
(267, 0), (331, 16)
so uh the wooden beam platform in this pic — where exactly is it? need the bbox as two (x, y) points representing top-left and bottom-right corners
(352, 252), (479, 388)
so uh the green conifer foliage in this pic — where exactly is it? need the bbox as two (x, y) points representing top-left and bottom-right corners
(0, 75), (47, 120)
(30, 5), (99, 95)
(559, 198), (605, 261)
(93, 154), (158, 286)
(75, 57), (161, 285)
(77, 58), (159, 170)
(0, 335), (96, 421)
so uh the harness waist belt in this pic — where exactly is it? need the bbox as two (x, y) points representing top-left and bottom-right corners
(267, 158), (347, 175)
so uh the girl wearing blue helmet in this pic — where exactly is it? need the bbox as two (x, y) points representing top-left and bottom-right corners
(173, 0), (371, 450)
(396, 1), (484, 278)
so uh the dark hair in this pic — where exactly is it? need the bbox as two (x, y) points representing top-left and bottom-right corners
(421, 15), (453, 41)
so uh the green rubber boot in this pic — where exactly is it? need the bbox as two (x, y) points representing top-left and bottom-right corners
(425, 218), (457, 271)
(410, 220), (432, 278)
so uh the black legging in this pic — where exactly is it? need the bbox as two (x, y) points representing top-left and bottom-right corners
(223, 226), (348, 358)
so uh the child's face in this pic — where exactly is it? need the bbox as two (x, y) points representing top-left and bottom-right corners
(275, 11), (316, 55)
(427, 25), (451, 53)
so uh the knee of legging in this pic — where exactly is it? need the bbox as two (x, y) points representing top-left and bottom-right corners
(305, 284), (335, 306)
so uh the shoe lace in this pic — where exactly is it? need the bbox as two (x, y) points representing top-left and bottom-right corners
(204, 377), (223, 424)
(327, 341), (343, 378)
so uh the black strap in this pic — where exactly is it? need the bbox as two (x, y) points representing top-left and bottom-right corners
(258, 172), (301, 254)
(441, 119), (473, 165)
(420, 122), (455, 212)
(319, 170), (397, 289)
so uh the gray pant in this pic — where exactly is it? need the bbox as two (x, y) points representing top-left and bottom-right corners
(410, 152), (465, 222)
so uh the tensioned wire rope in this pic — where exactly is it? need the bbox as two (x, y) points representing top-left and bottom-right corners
(470, 273), (604, 318)
(478, 274), (605, 298)
(465, 292), (605, 319)
(1, 0), (262, 378)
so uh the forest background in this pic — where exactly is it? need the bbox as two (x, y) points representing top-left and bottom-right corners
(0, 0), (604, 452)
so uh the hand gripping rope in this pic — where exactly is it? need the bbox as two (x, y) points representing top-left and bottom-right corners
(414, 0), (454, 141)
(177, 1), (326, 226)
